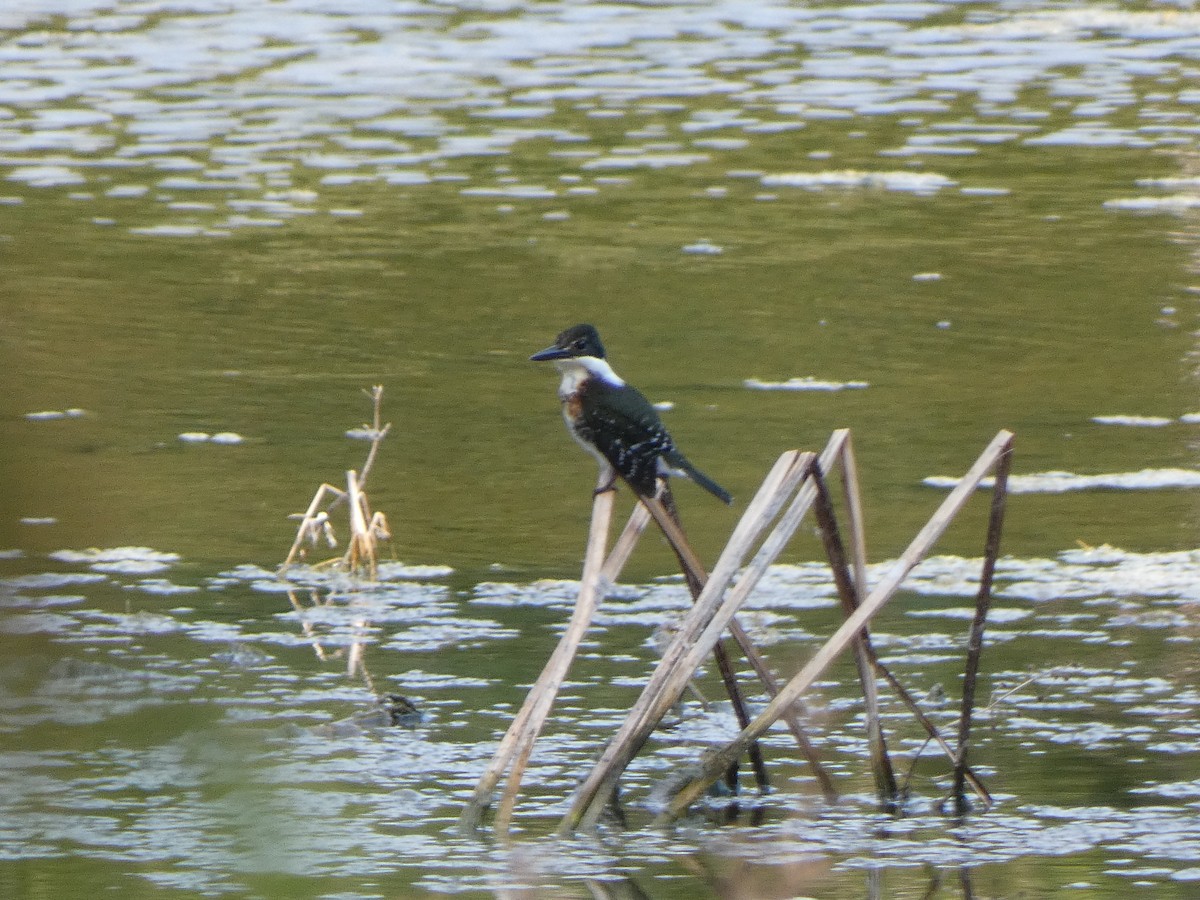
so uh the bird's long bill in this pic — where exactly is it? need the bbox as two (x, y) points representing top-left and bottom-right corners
(529, 345), (570, 362)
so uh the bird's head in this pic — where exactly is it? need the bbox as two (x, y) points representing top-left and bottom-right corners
(530, 324), (606, 362)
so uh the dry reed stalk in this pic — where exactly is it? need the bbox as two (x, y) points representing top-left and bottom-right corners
(458, 495), (650, 833)
(281, 386), (393, 577)
(837, 433), (870, 599)
(492, 487), (615, 832)
(656, 430), (1014, 823)
(952, 436), (1012, 813)
(640, 493), (770, 792)
(869, 652), (992, 806)
(809, 463), (898, 810)
(825, 431), (989, 806)
(559, 450), (817, 833)
(641, 488), (838, 799)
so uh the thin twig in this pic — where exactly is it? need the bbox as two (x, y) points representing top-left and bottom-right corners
(358, 385), (391, 488)
(952, 437), (1013, 814)
(985, 667), (1066, 713)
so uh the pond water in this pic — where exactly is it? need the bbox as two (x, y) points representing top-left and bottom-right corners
(3, 0), (1200, 897)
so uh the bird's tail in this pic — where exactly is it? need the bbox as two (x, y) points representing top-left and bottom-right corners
(672, 456), (732, 505)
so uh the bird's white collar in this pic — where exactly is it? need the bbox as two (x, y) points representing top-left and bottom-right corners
(554, 355), (625, 390)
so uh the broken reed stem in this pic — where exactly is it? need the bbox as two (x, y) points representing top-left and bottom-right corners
(952, 437), (1013, 814)
(830, 432), (990, 806)
(837, 434), (871, 602)
(641, 493), (769, 793)
(810, 463), (899, 811)
(476, 489), (615, 832)
(658, 430), (1015, 823)
(870, 653), (993, 806)
(458, 494), (650, 833)
(492, 487), (614, 832)
(560, 450), (817, 834)
(282, 484), (342, 569)
(357, 385), (390, 488)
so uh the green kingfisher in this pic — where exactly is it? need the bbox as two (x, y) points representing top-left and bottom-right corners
(530, 323), (732, 505)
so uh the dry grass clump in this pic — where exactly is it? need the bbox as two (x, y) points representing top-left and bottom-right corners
(281, 385), (392, 579)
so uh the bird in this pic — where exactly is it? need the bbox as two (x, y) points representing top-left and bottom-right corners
(529, 323), (732, 505)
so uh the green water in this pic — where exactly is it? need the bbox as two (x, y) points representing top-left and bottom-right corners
(2, 1), (1200, 897)
(5, 138), (1192, 575)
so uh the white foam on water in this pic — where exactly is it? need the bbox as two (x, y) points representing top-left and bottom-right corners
(925, 468), (1200, 494)
(1104, 195), (1200, 213)
(744, 376), (869, 391)
(132, 225), (214, 237)
(1091, 415), (1174, 427)
(582, 152), (711, 170)
(761, 170), (956, 193)
(7, 165), (85, 187)
(460, 185), (556, 199)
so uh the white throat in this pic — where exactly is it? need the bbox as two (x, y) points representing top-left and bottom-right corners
(554, 355), (624, 397)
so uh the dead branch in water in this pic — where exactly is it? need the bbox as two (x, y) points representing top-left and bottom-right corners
(654, 430), (1014, 825)
(461, 428), (1012, 835)
(281, 385), (393, 578)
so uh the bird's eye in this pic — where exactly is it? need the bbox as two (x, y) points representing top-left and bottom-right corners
(573, 339), (586, 349)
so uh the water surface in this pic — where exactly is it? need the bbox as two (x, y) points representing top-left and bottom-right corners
(3, 1), (1199, 897)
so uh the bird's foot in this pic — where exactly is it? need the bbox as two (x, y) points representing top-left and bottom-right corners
(593, 473), (619, 496)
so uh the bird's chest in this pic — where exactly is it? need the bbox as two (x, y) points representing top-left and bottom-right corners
(556, 366), (591, 427)
(555, 367), (607, 468)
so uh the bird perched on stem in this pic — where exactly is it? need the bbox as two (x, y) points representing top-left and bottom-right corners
(530, 323), (732, 506)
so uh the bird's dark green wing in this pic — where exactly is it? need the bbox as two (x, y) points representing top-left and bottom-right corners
(576, 381), (673, 496)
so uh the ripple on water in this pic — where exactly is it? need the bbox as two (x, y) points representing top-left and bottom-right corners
(3, 537), (1200, 890)
(49, 546), (181, 574)
(5, 2), (1200, 891)
(3, 2), (1199, 237)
